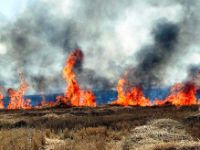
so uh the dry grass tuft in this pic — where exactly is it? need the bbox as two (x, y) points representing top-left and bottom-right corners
(123, 118), (198, 150)
(0, 128), (45, 150)
(152, 141), (200, 150)
(55, 126), (126, 150)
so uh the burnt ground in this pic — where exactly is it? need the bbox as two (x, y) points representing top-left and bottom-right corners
(0, 105), (200, 150)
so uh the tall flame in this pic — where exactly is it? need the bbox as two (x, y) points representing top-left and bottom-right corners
(57, 49), (96, 107)
(7, 73), (32, 109)
(112, 79), (151, 106)
(155, 83), (197, 106)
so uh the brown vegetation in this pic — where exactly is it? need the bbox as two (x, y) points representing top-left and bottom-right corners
(0, 105), (200, 150)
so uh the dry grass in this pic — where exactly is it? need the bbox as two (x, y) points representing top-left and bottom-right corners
(123, 118), (200, 150)
(152, 141), (200, 150)
(43, 126), (126, 150)
(0, 128), (45, 150)
(0, 105), (199, 150)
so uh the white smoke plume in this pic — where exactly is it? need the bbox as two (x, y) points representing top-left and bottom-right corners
(0, 0), (199, 94)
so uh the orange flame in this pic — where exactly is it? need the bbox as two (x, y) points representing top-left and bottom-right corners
(112, 79), (151, 106)
(57, 49), (96, 107)
(7, 73), (32, 109)
(40, 95), (55, 108)
(23, 99), (32, 110)
(0, 87), (4, 109)
(80, 91), (96, 107)
(198, 100), (200, 105)
(155, 83), (197, 106)
(41, 95), (46, 107)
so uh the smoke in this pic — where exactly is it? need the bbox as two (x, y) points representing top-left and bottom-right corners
(186, 66), (200, 88)
(123, 0), (200, 88)
(126, 20), (180, 87)
(161, 0), (200, 86)
(0, 0), (199, 93)
(73, 49), (114, 90)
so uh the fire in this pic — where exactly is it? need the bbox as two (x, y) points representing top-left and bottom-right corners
(113, 74), (198, 107)
(0, 49), (199, 109)
(112, 79), (151, 106)
(80, 91), (96, 107)
(7, 73), (32, 109)
(0, 87), (4, 109)
(41, 95), (46, 106)
(23, 99), (32, 110)
(155, 83), (197, 106)
(57, 49), (96, 107)
(40, 95), (56, 108)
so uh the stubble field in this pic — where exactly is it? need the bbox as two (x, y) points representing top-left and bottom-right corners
(0, 105), (200, 150)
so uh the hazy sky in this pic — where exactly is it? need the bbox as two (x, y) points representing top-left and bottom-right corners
(0, 0), (29, 19)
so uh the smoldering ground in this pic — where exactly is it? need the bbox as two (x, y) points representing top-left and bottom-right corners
(0, 0), (199, 94)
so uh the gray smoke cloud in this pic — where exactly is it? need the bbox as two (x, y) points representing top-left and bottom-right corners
(0, 0), (199, 94)
(126, 20), (180, 87)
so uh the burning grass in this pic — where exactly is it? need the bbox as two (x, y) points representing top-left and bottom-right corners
(1, 49), (200, 111)
(0, 105), (199, 150)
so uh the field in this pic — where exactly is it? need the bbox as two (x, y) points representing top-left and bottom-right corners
(0, 105), (200, 150)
